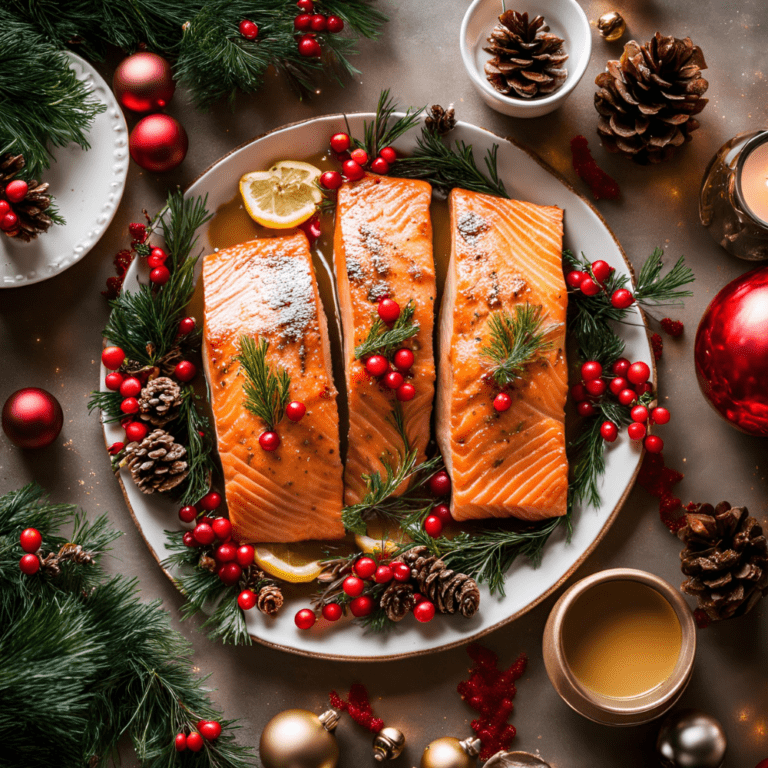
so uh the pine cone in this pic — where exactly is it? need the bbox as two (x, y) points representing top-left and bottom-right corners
(122, 343), (184, 379)
(0, 154), (54, 242)
(678, 502), (768, 622)
(257, 584), (284, 616)
(484, 11), (568, 98)
(123, 429), (188, 494)
(379, 580), (415, 622)
(402, 546), (481, 617)
(594, 32), (709, 164)
(138, 376), (183, 427)
(425, 104), (456, 135)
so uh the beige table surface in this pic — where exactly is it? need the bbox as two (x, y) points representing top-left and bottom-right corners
(1, 1), (767, 766)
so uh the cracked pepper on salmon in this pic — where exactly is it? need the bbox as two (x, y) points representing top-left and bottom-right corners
(436, 188), (569, 521)
(334, 175), (436, 505)
(203, 232), (344, 543)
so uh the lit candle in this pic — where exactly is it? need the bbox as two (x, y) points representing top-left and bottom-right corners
(738, 138), (768, 225)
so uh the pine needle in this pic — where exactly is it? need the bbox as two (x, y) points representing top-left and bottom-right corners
(356, 89), (424, 158)
(354, 301), (419, 360)
(236, 336), (291, 431)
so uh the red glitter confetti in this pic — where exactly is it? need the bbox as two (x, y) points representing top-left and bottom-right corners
(693, 608), (710, 629)
(651, 332), (663, 361)
(129, 221), (148, 244)
(457, 644), (527, 760)
(570, 135), (620, 201)
(638, 453), (687, 533)
(661, 318), (684, 337)
(329, 685), (384, 733)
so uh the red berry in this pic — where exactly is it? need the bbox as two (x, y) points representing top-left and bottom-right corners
(432, 503), (452, 524)
(216, 542), (236, 563)
(297, 0), (314, 11)
(414, 601), (436, 623)
(630, 405), (649, 423)
(286, 401), (307, 422)
(124, 421), (148, 442)
(370, 157), (390, 175)
(5, 179), (28, 203)
(577, 401), (596, 417)
(644, 434), (664, 454)
(350, 148), (369, 166)
(566, 270), (587, 289)
(627, 361), (651, 385)
(651, 407), (671, 425)
(627, 422), (646, 441)
(186, 732), (203, 752)
(384, 371), (404, 390)
(392, 562), (411, 581)
(259, 431), (280, 451)
(19, 554), (40, 575)
(320, 170), (342, 190)
(0, 200), (8, 216)
(585, 379), (606, 397)
(120, 397), (139, 415)
(364, 354), (389, 377)
(429, 470), (451, 496)
(618, 388), (638, 406)
(193, 522), (215, 546)
(238, 590), (257, 610)
(330, 132), (351, 153)
(374, 565), (393, 583)
(183, 531), (196, 547)
(350, 595), (374, 617)
(611, 289), (635, 309)
(350, 557), (375, 579)
(199, 491), (221, 512)
(119, 376), (142, 397)
(322, 602), (343, 621)
(379, 146), (396, 164)
(343, 575), (364, 597)
(377, 297), (400, 323)
(571, 383), (588, 402)
(178, 318), (196, 338)
(150, 265), (171, 285)
(295, 608), (317, 629)
(396, 382), (416, 402)
(236, 544), (255, 567)
(424, 515), (443, 538)
(413, 592), (425, 604)
(635, 381), (654, 397)
(239, 19), (258, 39)
(20, 528), (42, 553)
(600, 421), (618, 442)
(0, 211), (18, 232)
(392, 349), (414, 373)
(102, 346), (126, 370)
(179, 505), (197, 523)
(294, 12), (312, 30)
(309, 13), (326, 31)
(591, 260), (613, 284)
(174, 360), (197, 382)
(147, 251), (166, 269)
(105, 372), (123, 391)
(218, 562), (242, 586)
(612, 357), (631, 376)
(300, 215), (322, 242)
(211, 517), (232, 540)
(579, 276), (601, 296)
(108, 441), (125, 455)
(493, 392), (512, 412)
(175, 733), (187, 751)
(298, 35), (321, 57)
(342, 159), (365, 180)
(580, 361), (603, 381)
(609, 376), (628, 395)
(326, 14), (344, 33)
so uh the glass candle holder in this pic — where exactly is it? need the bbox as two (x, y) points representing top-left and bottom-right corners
(699, 130), (768, 260)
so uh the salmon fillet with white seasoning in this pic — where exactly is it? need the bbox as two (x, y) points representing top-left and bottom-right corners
(203, 232), (344, 543)
(436, 188), (568, 521)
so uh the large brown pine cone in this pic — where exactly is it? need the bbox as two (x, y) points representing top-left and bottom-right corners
(123, 429), (188, 494)
(484, 11), (568, 99)
(594, 33), (709, 164)
(678, 502), (768, 621)
(379, 580), (416, 622)
(138, 376), (182, 427)
(402, 546), (481, 617)
(0, 154), (54, 242)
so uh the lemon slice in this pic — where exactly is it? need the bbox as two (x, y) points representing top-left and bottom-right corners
(239, 160), (322, 229)
(254, 542), (325, 583)
(355, 517), (411, 557)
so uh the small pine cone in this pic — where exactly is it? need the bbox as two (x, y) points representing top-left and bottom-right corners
(678, 502), (768, 621)
(0, 154), (54, 242)
(199, 553), (217, 572)
(380, 580), (415, 622)
(484, 11), (568, 98)
(257, 584), (284, 616)
(424, 104), (456, 135)
(138, 376), (183, 427)
(123, 429), (188, 494)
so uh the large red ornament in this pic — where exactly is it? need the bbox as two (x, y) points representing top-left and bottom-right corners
(695, 266), (768, 435)
(113, 52), (176, 113)
(2, 388), (63, 449)
(129, 114), (188, 172)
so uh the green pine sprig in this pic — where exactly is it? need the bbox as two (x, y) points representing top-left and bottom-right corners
(236, 336), (291, 431)
(635, 248), (695, 306)
(354, 300), (419, 360)
(171, 389), (216, 506)
(353, 88), (424, 159)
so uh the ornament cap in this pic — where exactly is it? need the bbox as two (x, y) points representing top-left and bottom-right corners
(372, 726), (406, 761)
(318, 708), (341, 732)
(459, 737), (482, 758)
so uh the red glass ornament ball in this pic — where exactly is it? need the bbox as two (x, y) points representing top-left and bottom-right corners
(600, 421), (618, 443)
(609, 376), (627, 396)
(393, 348), (414, 371)
(374, 564), (393, 583)
(105, 372), (124, 391)
(295, 608), (317, 629)
(432, 503), (452, 525)
(286, 401), (307, 422)
(424, 515), (443, 538)
(178, 317), (196, 335)
(396, 382), (416, 402)
(129, 114), (188, 172)
(493, 392), (512, 412)
(566, 270), (586, 289)
(193, 522), (215, 546)
(342, 159), (365, 181)
(102, 346), (126, 370)
(350, 148), (369, 166)
(320, 170), (342, 190)
(392, 562), (411, 582)
(259, 431), (280, 451)
(322, 602), (343, 621)
(429, 470), (451, 496)
(370, 157), (390, 175)
(124, 421), (148, 442)
(326, 15), (344, 33)
(179, 505), (197, 523)
(630, 405), (649, 423)
(754, 761), (768, 768)
(384, 371), (404, 390)
(174, 733), (187, 752)
(365, 354), (389, 377)
(19, 553), (40, 575)
(627, 422), (646, 441)
(611, 289), (635, 309)
(310, 14), (326, 31)
(120, 397), (140, 415)
(354, 557), (377, 579)
(199, 491), (222, 511)
(379, 146), (396, 164)
(378, 297), (400, 323)
(216, 542), (236, 563)
(186, 732), (204, 752)
(183, 531), (197, 547)
(343, 575), (365, 597)
(349, 595), (374, 617)
(591, 260), (613, 284)
(413, 600), (436, 623)
(330, 132), (351, 153)
(618, 388), (638, 406)
(297, 0), (314, 11)
(570, 383), (587, 402)
(211, 517), (232, 540)
(612, 357), (631, 376)
(577, 401), (595, 418)
(119, 376), (142, 398)
(150, 265), (171, 285)
(579, 276), (601, 296)
(644, 434), (664, 454)
(113, 52), (175, 113)
(236, 544), (255, 567)
(218, 562), (242, 586)
(585, 379), (606, 397)
(0, 211), (18, 232)
(627, 361), (651, 385)
(581, 361), (603, 381)
(5, 179), (28, 203)
(294, 13), (312, 30)
(239, 19), (258, 39)
(651, 407), (670, 425)
(20, 527), (42, 553)
(298, 35), (322, 58)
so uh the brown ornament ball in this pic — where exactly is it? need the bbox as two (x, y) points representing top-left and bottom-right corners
(597, 11), (626, 41)
(420, 738), (476, 768)
(129, 114), (188, 173)
(259, 709), (338, 768)
(2, 387), (63, 449)
(113, 52), (175, 113)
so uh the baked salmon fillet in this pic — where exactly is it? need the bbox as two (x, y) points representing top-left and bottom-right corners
(436, 188), (568, 521)
(334, 175), (436, 506)
(203, 232), (344, 543)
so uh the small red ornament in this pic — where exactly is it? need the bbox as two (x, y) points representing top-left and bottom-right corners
(239, 19), (258, 39)
(130, 114), (188, 172)
(259, 431), (280, 451)
(183, 531), (196, 547)
(174, 733), (187, 752)
(579, 276), (601, 296)
(326, 15), (344, 33)
(393, 348), (414, 371)
(286, 401), (307, 422)
(124, 422), (148, 442)
(651, 407), (670, 425)
(211, 517), (232, 540)
(379, 146), (396, 164)
(370, 157), (389, 175)
(630, 405), (649, 423)
(413, 601), (435, 623)
(384, 371), (404, 390)
(218, 562), (242, 586)
(322, 602), (343, 621)
(350, 148), (369, 166)
(102, 346), (126, 370)
(298, 35), (322, 58)
(611, 289), (635, 309)
(113, 52), (175, 113)
(585, 379), (606, 397)
(294, 13), (312, 30)
(377, 297), (400, 323)
(199, 721), (222, 741)
(179, 505), (197, 523)
(424, 515), (443, 538)
(612, 357), (630, 376)
(2, 388), (64, 449)
(119, 377), (142, 398)
(374, 564), (393, 583)
(343, 575), (365, 597)
(330, 132), (351, 153)
(20, 528), (42, 553)
(295, 608), (316, 629)
(236, 544), (255, 567)
(108, 441), (125, 455)
(570, 383), (587, 402)
(354, 557), (377, 579)
(364, 355), (389, 377)
(297, 0), (314, 11)
(178, 317), (196, 335)
(186, 732), (204, 752)
(120, 397), (139, 415)
(193, 522), (215, 546)
(627, 422), (646, 441)
(310, 14), (326, 31)
(105, 372), (124, 391)
(493, 392), (512, 412)
(661, 317), (684, 337)
(5, 179), (28, 203)
(199, 491), (222, 511)
(349, 595), (374, 617)
(429, 470), (451, 496)
(320, 170), (343, 190)
(644, 434), (664, 453)
(565, 270), (586, 289)
(396, 382), (416, 401)
(600, 421), (618, 442)
(0, 211), (18, 232)
(216, 542), (236, 563)
(19, 554), (40, 575)
(590, 260), (613, 285)
(342, 159), (365, 181)
(627, 361), (650, 385)
(581, 361), (602, 381)
(618, 388), (638, 406)
(150, 265), (171, 285)
(577, 401), (595, 417)
(392, 562), (411, 581)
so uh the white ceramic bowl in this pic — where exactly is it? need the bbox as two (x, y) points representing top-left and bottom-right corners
(460, 0), (592, 118)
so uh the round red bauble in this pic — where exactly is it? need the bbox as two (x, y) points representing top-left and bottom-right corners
(174, 733), (187, 752)
(566, 270), (586, 289)
(429, 470), (451, 496)
(236, 544), (255, 567)
(579, 276), (601, 296)
(199, 491), (222, 511)
(618, 388), (638, 406)
(611, 289), (635, 309)
(113, 52), (175, 113)
(570, 383), (587, 402)
(354, 557), (377, 579)
(651, 407), (671, 425)
(295, 608), (316, 629)
(2, 388), (63, 449)
(259, 430), (280, 451)
(286, 401), (306, 422)
(320, 170), (342, 190)
(609, 377), (627, 396)
(120, 397), (139, 415)
(150, 265), (171, 285)
(322, 602), (343, 621)
(239, 19), (259, 39)
(630, 405), (649, 423)
(0, 211), (18, 232)
(186, 732), (204, 752)
(627, 422), (646, 441)
(413, 600), (435, 623)
(591, 260), (612, 284)
(20, 527), (42, 553)
(238, 589), (257, 610)
(326, 15), (345, 33)
(193, 522), (215, 546)
(396, 383), (415, 402)
(129, 114), (188, 172)
(695, 266), (768, 435)
(330, 132), (351, 153)
(577, 401), (595, 418)
(19, 553), (40, 575)
(585, 379), (606, 397)
(349, 595), (374, 617)
(183, 531), (196, 547)
(0, 200), (9, 216)
(297, 0), (314, 11)
(432, 503), (452, 525)
(215, 543), (236, 563)
(5, 179), (28, 203)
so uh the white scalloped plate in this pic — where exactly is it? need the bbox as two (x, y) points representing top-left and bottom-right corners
(104, 114), (653, 660)
(0, 52), (129, 288)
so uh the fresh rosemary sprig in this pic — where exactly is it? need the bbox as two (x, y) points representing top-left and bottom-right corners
(480, 303), (561, 388)
(353, 89), (424, 158)
(236, 336), (291, 431)
(170, 389), (216, 507)
(354, 300), (419, 360)
(635, 248), (695, 306)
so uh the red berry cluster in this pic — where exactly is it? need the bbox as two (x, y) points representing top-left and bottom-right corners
(637, 452), (687, 533)
(320, 132), (397, 191)
(175, 720), (222, 752)
(457, 644), (527, 760)
(565, 258), (637, 309)
(329, 685), (383, 733)
(0, 179), (29, 234)
(294, 0), (344, 58)
(423, 470), (452, 537)
(18, 527), (43, 575)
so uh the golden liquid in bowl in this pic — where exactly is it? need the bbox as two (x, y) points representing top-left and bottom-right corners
(562, 581), (682, 699)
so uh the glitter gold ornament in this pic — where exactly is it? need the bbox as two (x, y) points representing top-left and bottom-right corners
(597, 12), (626, 41)
(420, 737), (481, 768)
(259, 709), (339, 768)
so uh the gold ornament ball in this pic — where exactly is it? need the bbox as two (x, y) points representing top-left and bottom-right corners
(420, 738), (477, 768)
(597, 11), (626, 41)
(259, 709), (339, 768)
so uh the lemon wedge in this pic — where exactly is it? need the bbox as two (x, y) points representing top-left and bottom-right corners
(355, 517), (411, 557)
(254, 542), (325, 583)
(239, 160), (322, 229)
